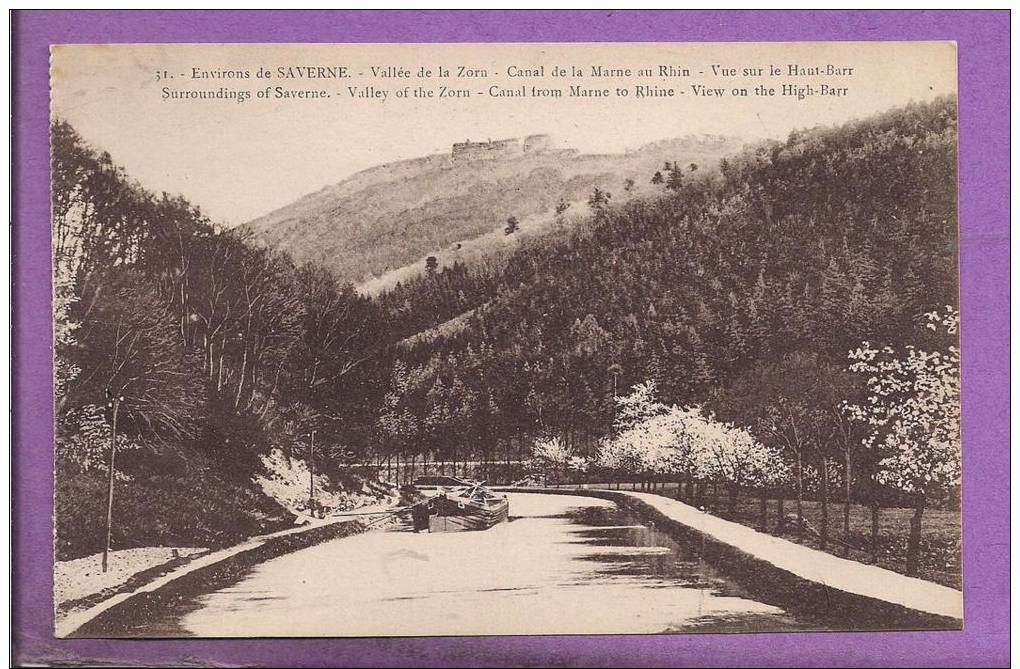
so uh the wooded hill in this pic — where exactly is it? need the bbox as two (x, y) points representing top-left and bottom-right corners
(52, 97), (958, 564)
(378, 97), (958, 455)
(243, 135), (742, 290)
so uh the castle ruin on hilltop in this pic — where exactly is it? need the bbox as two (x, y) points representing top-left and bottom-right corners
(451, 134), (555, 161)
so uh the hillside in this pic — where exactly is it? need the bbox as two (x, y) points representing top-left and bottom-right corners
(244, 135), (743, 290)
(378, 97), (959, 452)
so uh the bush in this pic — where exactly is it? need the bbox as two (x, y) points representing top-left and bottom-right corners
(55, 461), (294, 561)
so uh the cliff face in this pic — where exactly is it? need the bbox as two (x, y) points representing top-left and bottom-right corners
(243, 135), (743, 291)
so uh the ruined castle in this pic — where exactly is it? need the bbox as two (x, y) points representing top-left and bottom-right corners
(451, 134), (554, 161)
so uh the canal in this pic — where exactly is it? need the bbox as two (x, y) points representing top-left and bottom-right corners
(132, 493), (816, 636)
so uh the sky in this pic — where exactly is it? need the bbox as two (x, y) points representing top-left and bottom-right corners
(51, 42), (957, 226)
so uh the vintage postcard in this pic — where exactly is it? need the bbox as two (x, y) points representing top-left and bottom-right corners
(49, 41), (961, 638)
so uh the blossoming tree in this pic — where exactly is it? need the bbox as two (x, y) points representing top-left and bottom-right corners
(847, 306), (960, 575)
(707, 423), (790, 524)
(596, 382), (787, 523)
(529, 436), (573, 484)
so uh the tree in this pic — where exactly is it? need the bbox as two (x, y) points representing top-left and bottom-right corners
(285, 263), (378, 455)
(665, 163), (684, 192)
(596, 381), (787, 509)
(425, 256), (438, 275)
(57, 403), (137, 473)
(530, 436), (572, 484)
(64, 269), (204, 445)
(828, 386), (868, 554)
(753, 446), (793, 531)
(587, 188), (611, 212)
(53, 260), (81, 410)
(846, 306), (960, 575)
(715, 354), (837, 538)
(570, 314), (611, 358)
(613, 381), (664, 431)
(567, 455), (590, 488)
(705, 420), (788, 518)
(504, 216), (520, 235)
(595, 382), (666, 487)
(377, 361), (422, 482)
(651, 171), (664, 186)
(756, 399), (812, 533)
(446, 375), (478, 474)
(230, 245), (303, 413)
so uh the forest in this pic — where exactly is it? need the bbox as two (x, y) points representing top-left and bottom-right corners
(52, 97), (960, 580)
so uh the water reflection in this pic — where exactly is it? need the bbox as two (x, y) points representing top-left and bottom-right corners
(145, 493), (816, 636)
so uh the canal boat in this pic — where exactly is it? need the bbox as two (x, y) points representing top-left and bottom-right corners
(428, 483), (510, 532)
(404, 478), (510, 532)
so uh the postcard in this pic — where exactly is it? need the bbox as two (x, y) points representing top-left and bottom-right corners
(48, 40), (962, 639)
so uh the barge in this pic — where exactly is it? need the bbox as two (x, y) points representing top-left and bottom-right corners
(404, 477), (510, 532)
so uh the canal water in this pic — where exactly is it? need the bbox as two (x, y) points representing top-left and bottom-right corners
(165, 493), (817, 636)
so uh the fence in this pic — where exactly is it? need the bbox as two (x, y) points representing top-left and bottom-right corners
(344, 459), (530, 487)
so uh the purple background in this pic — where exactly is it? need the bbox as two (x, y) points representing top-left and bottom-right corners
(12, 10), (1009, 667)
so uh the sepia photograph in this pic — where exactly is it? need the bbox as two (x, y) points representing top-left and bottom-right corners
(48, 41), (963, 639)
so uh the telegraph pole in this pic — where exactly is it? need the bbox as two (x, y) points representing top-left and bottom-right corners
(608, 363), (623, 398)
(102, 388), (124, 573)
(308, 430), (317, 513)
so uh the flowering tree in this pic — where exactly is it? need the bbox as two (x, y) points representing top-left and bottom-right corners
(846, 306), (960, 575)
(530, 436), (573, 484)
(708, 424), (790, 519)
(597, 382), (788, 515)
(752, 445), (794, 530)
(594, 434), (641, 488)
(594, 381), (669, 488)
(597, 382), (703, 490)
(613, 380), (665, 430)
(601, 406), (698, 488)
(567, 456), (590, 488)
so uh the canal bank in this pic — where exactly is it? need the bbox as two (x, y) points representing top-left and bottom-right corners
(496, 487), (963, 629)
(61, 514), (375, 638)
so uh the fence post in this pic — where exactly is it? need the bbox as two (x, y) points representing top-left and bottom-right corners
(871, 503), (880, 563)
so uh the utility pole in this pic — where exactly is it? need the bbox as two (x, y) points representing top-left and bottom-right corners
(308, 429), (317, 513)
(608, 363), (623, 398)
(102, 388), (124, 573)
